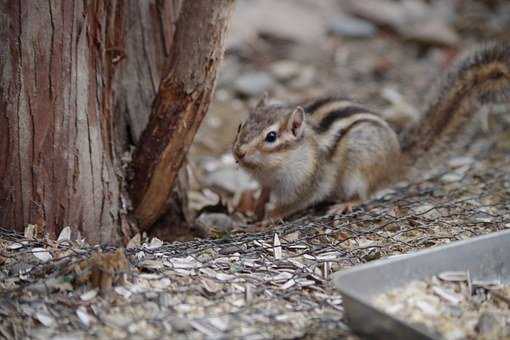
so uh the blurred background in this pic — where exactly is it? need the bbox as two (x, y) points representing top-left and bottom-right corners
(186, 0), (510, 227)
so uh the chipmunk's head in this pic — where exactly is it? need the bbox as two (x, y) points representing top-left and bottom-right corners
(233, 94), (307, 177)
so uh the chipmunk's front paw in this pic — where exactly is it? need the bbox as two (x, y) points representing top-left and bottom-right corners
(327, 201), (359, 215)
(243, 212), (285, 232)
(255, 219), (274, 229)
(233, 218), (274, 233)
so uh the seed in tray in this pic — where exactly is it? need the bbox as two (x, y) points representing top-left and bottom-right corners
(373, 274), (510, 340)
(438, 271), (468, 282)
(431, 286), (464, 305)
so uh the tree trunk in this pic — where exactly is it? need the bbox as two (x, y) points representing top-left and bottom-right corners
(115, 0), (181, 144)
(130, 0), (235, 230)
(0, 0), (127, 244)
(116, 0), (196, 242)
(0, 0), (233, 243)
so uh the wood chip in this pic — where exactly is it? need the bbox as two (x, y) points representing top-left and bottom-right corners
(322, 262), (331, 279)
(80, 289), (98, 301)
(245, 284), (253, 302)
(76, 307), (92, 327)
(279, 279), (295, 290)
(31, 247), (52, 262)
(283, 231), (300, 242)
(114, 286), (132, 299)
(144, 237), (163, 250)
(34, 312), (55, 327)
(166, 256), (202, 269)
(273, 233), (282, 260)
(7, 242), (24, 250)
(57, 226), (72, 242)
(201, 277), (223, 293)
(140, 259), (165, 270)
(24, 224), (37, 240)
(127, 233), (141, 249)
(190, 320), (220, 337)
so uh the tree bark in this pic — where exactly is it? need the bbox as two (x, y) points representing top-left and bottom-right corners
(0, 0), (232, 242)
(116, 0), (181, 144)
(0, 0), (127, 244)
(130, 0), (235, 230)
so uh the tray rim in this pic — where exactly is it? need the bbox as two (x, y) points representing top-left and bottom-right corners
(333, 229), (510, 339)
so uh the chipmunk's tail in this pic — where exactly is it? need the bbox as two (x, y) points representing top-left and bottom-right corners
(400, 43), (510, 166)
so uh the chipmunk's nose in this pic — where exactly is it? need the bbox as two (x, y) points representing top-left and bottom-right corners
(235, 150), (246, 160)
(234, 147), (246, 162)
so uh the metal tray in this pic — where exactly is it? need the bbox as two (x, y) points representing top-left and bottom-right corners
(332, 230), (510, 340)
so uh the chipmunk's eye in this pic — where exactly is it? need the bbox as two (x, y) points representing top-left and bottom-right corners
(265, 131), (277, 143)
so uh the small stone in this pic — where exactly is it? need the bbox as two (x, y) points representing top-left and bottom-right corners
(414, 204), (441, 220)
(270, 60), (302, 82)
(476, 312), (501, 335)
(441, 172), (464, 183)
(327, 15), (377, 38)
(206, 166), (257, 193)
(402, 19), (459, 47)
(448, 156), (475, 168)
(170, 317), (192, 332)
(197, 213), (236, 231)
(288, 66), (315, 89)
(234, 72), (275, 97)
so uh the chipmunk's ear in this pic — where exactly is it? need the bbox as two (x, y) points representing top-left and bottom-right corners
(255, 92), (269, 109)
(288, 106), (305, 138)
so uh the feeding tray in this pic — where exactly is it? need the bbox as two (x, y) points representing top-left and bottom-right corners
(332, 230), (510, 340)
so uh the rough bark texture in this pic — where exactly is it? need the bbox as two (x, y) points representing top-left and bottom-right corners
(116, 0), (195, 241)
(131, 0), (235, 230)
(116, 0), (181, 144)
(0, 0), (229, 242)
(0, 0), (127, 244)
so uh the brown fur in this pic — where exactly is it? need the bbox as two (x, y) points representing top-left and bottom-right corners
(233, 44), (510, 222)
(233, 97), (399, 219)
(400, 44), (510, 166)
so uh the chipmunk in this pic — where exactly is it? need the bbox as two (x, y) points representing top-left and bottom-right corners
(232, 44), (510, 223)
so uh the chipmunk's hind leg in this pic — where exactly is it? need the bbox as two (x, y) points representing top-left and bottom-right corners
(327, 199), (361, 215)
(328, 171), (368, 215)
(333, 121), (401, 212)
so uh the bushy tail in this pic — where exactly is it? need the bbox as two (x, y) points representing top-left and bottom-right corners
(400, 43), (510, 165)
